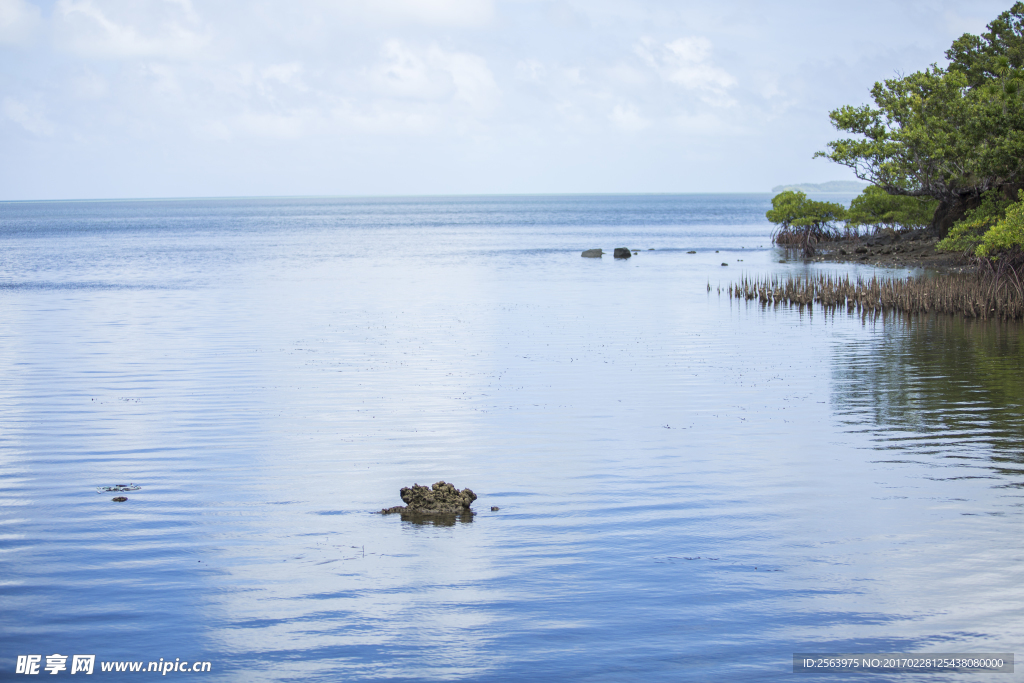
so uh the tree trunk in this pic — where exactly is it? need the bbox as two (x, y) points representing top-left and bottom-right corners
(930, 184), (1024, 237)
(930, 194), (981, 238)
(803, 226), (815, 257)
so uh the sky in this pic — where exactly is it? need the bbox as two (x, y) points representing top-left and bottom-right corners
(0, 0), (1016, 200)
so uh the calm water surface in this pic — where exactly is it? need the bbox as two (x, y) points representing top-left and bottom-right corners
(0, 195), (1021, 682)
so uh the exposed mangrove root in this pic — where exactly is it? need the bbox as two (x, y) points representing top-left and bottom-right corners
(728, 272), (1024, 320)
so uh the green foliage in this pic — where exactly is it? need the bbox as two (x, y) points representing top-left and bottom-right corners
(947, 3), (1024, 88)
(970, 187), (1017, 223)
(766, 191), (847, 229)
(766, 190), (847, 255)
(794, 199), (847, 229)
(765, 190), (807, 228)
(816, 3), (1024, 212)
(978, 190), (1024, 257)
(845, 186), (938, 231)
(939, 189), (1024, 257)
(938, 216), (996, 253)
(937, 189), (1016, 252)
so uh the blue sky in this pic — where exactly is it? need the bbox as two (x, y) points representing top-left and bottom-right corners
(0, 0), (1015, 199)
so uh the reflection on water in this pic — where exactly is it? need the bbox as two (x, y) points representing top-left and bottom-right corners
(833, 315), (1024, 481)
(389, 511), (475, 526)
(0, 196), (1021, 682)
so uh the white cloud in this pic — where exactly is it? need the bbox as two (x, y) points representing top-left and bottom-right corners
(249, 62), (309, 102)
(2, 0), (1011, 198)
(609, 102), (648, 131)
(562, 66), (584, 85)
(331, 103), (435, 135)
(604, 64), (649, 87)
(54, 0), (210, 59)
(139, 62), (185, 100)
(331, 0), (494, 28)
(636, 36), (736, 106)
(369, 41), (453, 101)
(262, 63), (304, 87)
(671, 111), (745, 135)
(367, 41), (498, 112)
(2, 97), (55, 135)
(233, 109), (320, 139)
(445, 50), (499, 110)
(72, 69), (109, 99)
(187, 43), (500, 141)
(0, 0), (40, 45)
(545, 1), (588, 29)
(515, 59), (546, 83)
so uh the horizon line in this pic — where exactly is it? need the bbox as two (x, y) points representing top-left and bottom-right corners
(0, 189), (864, 204)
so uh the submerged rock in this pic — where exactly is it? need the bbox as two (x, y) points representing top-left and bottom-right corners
(581, 249), (603, 258)
(97, 484), (141, 493)
(380, 481), (477, 516)
(112, 496), (128, 502)
(613, 248), (632, 259)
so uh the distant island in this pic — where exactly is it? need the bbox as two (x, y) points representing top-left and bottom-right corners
(771, 181), (868, 193)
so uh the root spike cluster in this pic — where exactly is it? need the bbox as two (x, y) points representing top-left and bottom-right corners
(728, 272), (1024, 320)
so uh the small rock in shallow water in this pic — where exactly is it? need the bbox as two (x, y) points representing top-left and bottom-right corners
(97, 484), (141, 493)
(721, 262), (728, 266)
(687, 251), (696, 254)
(581, 249), (603, 258)
(112, 496), (128, 502)
(491, 506), (500, 511)
(380, 481), (477, 516)
(613, 248), (632, 259)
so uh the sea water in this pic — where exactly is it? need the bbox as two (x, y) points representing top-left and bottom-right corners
(0, 195), (1021, 681)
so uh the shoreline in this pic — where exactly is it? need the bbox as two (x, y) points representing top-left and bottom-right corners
(783, 230), (972, 272)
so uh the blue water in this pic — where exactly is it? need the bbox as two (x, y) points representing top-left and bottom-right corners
(0, 195), (1021, 681)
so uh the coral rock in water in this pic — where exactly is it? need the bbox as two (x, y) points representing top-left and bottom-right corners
(381, 481), (477, 515)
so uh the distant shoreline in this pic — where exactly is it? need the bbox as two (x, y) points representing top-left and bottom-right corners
(771, 181), (868, 194)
